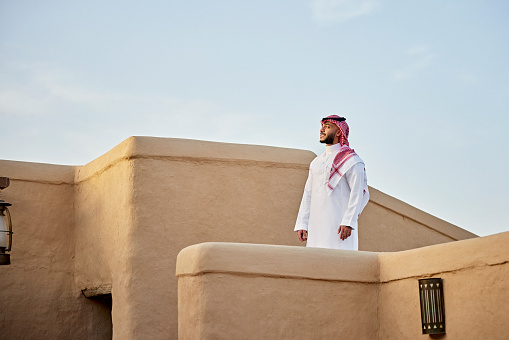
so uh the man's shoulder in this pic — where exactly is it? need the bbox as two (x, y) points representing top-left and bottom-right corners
(342, 154), (365, 174)
(351, 153), (365, 164)
(309, 153), (324, 166)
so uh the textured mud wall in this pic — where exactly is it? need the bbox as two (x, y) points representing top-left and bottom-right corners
(378, 232), (509, 339)
(123, 137), (474, 339)
(0, 161), (112, 340)
(127, 137), (314, 339)
(359, 187), (476, 252)
(176, 243), (379, 340)
(73, 138), (136, 339)
(0, 136), (478, 339)
(177, 233), (509, 339)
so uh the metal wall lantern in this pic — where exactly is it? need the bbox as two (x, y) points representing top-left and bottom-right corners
(419, 278), (445, 334)
(0, 177), (13, 265)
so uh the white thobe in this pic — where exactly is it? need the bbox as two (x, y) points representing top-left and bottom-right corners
(294, 143), (369, 250)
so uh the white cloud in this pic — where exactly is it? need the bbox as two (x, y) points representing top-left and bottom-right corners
(311, 0), (379, 23)
(0, 61), (265, 158)
(0, 62), (187, 119)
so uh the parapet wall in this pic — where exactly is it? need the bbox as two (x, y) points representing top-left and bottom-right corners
(176, 232), (509, 339)
(0, 136), (477, 339)
(378, 231), (509, 339)
(0, 161), (112, 339)
(362, 187), (476, 251)
(176, 243), (380, 339)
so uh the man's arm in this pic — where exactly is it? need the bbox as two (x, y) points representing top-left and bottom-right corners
(338, 162), (366, 239)
(295, 169), (313, 241)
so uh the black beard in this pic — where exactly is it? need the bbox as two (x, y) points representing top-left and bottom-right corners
(320, 134), (335, 144)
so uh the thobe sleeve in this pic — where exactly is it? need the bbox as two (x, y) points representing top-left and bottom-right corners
(340, 162), (366, 228)
(294, 168), (313, 231)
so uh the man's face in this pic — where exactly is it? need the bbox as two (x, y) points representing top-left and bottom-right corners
(320, 122), (339, 145)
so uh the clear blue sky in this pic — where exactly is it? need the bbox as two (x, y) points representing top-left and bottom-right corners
(1, 0), (508, 236)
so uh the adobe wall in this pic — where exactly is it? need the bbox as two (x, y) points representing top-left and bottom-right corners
(378, 231), (509, 339)
(176, 232), (509, 339)
(124, 137), (318, 338)
(176, 243), (380, 339)
(117, 137), (475, 339)
(73, 138), (136, 339)
(0, 160), (112, 340)
(359, 187), (476, 252)
(0, 136), (477, 339)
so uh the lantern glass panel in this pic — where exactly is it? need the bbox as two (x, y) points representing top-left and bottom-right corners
(0, 212), (8, 248)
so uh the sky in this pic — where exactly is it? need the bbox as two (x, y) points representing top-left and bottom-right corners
(1, 0), (508, 237)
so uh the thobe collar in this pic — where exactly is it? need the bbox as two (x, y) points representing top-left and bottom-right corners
(325, 143), (342, 155)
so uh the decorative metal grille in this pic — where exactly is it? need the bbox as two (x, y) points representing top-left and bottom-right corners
(418, 278), (445, 334)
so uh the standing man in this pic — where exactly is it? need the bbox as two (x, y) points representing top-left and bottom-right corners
(294, 115), (369, 250)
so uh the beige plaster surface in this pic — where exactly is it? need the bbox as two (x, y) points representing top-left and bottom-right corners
(177, 243), (379, 339)
(368, 187), (474, 241)
(359, 187), (476, 252)
(177, 233), (509, 339)
(176, 242), (379, 282)
(0, 136), (480, 339)
(378, 265), (509, 339)
(74, 158), (135, 339)
(125, 138), (316, 338)
(379, 231), (509, 283)
(0, 160), (112, 340)
(126, 137), (474, 339)
(378, 232), (509, 339)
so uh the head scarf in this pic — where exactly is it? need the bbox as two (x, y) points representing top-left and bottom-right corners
(320, 115), (358, 192)
(321, 115), (349, 146)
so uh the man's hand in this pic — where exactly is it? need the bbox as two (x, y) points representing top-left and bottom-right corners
(338, 225), (352, 240)
(297, 230), (308, 242)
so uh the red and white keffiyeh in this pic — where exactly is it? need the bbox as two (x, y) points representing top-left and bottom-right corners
(321, 115), (350, 147)
(327, 146), (358, 191)
(321, 115), (360, 193)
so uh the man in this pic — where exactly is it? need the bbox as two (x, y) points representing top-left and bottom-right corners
(294, 115), (369, 250)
